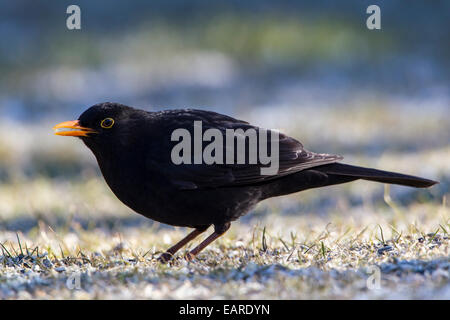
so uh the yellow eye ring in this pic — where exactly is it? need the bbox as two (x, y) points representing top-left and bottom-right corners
(101, 118), (114, 129)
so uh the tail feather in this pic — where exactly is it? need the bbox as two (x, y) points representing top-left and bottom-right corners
(317, 163), (438, 188)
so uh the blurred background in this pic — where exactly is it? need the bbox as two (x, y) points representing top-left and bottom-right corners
(0, 0), (448, 236)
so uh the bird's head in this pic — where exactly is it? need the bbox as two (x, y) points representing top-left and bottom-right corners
(53, 102), (142, 150)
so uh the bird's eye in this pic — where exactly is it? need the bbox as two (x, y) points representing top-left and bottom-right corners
(101, 118), (114, 129)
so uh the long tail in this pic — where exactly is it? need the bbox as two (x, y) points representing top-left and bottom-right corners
(316, 163), (438, 188)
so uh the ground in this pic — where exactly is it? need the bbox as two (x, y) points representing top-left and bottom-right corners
(0, 202), (449, 299)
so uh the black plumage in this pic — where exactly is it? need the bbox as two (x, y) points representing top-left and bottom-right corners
(54, 102), (438, 261)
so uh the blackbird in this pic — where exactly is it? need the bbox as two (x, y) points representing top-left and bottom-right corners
(54, 102), (437, 262)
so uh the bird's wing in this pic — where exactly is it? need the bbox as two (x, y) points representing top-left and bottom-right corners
(149, 109), (342, 190)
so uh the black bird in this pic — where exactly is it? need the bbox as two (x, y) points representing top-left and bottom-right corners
(54, 102), (438, 262)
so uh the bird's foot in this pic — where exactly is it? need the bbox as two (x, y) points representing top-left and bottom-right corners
(184, 252), (196, 262)
(157, 252), (174, 263)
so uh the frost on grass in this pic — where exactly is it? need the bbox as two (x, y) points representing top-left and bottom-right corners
(0, 201), (449, 299)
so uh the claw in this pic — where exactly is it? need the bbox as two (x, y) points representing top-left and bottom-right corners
(157, 252), (173, 263)
(184, 252), (196, 261)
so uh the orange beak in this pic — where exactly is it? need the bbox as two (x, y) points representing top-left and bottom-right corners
(53, 120), (97, 137)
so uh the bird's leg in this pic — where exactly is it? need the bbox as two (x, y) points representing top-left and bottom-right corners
(158, 226), (209, 262)
(186, 223), (231, 261)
